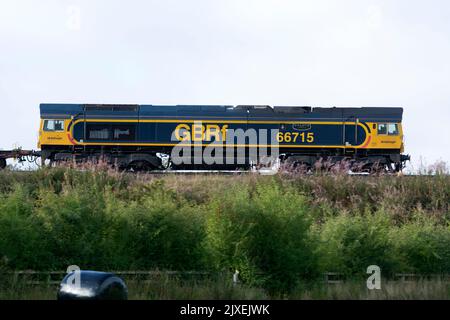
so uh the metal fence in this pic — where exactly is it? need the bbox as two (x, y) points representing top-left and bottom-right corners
(3, 271), (450, 286)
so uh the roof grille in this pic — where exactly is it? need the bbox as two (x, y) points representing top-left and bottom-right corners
(273, 106), (311, 113)
(84, 104), (139, 112)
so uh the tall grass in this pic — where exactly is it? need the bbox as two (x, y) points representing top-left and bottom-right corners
(0, 165), (449, 296)
(2, 276), (449, 300)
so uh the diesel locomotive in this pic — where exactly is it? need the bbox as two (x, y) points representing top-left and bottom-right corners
(37, 104), (410, 172)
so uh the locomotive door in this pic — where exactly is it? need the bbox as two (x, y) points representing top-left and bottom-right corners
(240, 105), (273, 166)
(245, 105), (274, 146)
(343, 116), (358, 151)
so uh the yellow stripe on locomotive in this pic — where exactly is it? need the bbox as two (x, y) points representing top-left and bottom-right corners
(38, 118), (404, 151)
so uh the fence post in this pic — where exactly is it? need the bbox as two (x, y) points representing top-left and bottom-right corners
(233, 270), (239, 286)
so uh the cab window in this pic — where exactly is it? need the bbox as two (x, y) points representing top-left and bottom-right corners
(377, 123), (387, 135)
(44, 120), (64, 132)
(387, 123), (399, 135)
(377, 123), (399, 135)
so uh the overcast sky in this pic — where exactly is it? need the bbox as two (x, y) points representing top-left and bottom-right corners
(1, 0), (449, 170)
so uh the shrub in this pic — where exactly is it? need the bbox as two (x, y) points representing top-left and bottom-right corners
(0, 185), (49, 269)
(31, 179), (206, 271)
(205, 180), (316, 294)
(34, 184), (111, 269)
(104, 188), (206, 270)
(0, 166), (449, 289)
(316, 210), (399, 277)
(392, 215), (450, 274)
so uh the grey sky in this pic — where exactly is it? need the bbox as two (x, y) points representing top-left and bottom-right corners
(1, 0), (449, 169)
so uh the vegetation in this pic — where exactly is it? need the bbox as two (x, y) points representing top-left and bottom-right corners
(2, 275), (450, 300)
(0, 164), (449, 298)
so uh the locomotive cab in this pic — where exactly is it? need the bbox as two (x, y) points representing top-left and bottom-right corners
(38, 119), (71, 149)
(369, 122), (404, 150)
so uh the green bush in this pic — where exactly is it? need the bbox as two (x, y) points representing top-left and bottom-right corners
(0, 167), (449, 293)
(392, 216), (450, 274)
(205, 180), (316, 294)
(103, 188), (206, 270)
(31, 179), (206, 271)
(315, 210), (399, 277)
(34, 184), (111, 269)
(0, 185), (49, 269)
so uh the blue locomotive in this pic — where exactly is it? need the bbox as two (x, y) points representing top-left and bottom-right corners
(38, 104), (410, 172)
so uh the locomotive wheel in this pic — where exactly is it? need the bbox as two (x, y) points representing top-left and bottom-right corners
(0, 158), (6, 170)
(126, 160), (154, 172)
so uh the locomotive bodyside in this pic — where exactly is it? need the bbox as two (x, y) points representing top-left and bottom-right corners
(38, 104), (409, 171)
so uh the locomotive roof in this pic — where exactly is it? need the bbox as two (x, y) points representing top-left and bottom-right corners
(39, 104), (404, 122)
